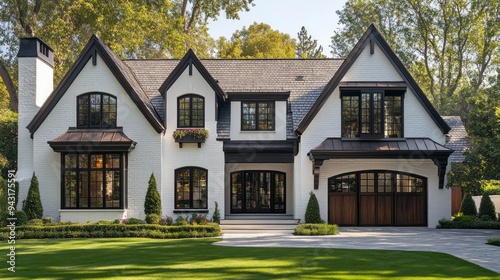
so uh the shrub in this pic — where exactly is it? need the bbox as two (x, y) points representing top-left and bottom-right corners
(145, 214), (162, 224)
(190, 213), (209, 225)
(212, 201), (221, 224)
(26, 219), (44, 226)
(175, 215), (189, 226)
(478, 193), (497, 221)
(15, 210), (28, 226)
(305, 192), (322, 224)
(161, 216), (173, 226)
(459, 193), (477, 216)
(96, 220), (114, 225)
(23, 172), (43, 220)
(123, 218), (144, 224)
(487, 237), (500, 246)
(144, 173), (162, 216)
(0, 223), (222, 240)
(42, 217), (52, 225)
(294, 223), (339, 235)
(438, 217), (500, 229)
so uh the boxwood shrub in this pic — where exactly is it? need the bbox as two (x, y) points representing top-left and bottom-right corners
(437, 217), (500, 229)
(294, 223), (339, 235)
(487, 237), (500, 246)
(0, 223), (221, 240)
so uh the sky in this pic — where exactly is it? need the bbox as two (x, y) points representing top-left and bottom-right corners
(207, 0), (348, 57)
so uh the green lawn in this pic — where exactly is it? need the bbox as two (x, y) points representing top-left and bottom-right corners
(1, 238), (498, 279)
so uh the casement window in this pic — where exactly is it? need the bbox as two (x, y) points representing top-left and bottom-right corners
(178, 94), (205, 128)
(77, 93), (117, 128)
(175, 167), (207, 209)
(62, 153), (124, 209)
(341, 91), (403, 138)
(241, 101), (275, 131)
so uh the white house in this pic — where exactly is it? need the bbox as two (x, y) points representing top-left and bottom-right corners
(17, 25), (455, 227)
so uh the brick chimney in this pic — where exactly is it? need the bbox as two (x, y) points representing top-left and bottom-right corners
(16, 38), (54, 204)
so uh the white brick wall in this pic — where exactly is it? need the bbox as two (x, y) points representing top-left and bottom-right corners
(162, 66), (225, 220)
(31, 54), (161, 221)
(295, 41), (450, 227)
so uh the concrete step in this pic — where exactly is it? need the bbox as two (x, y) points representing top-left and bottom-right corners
(220, 218), (299, 233)
(225, 214), (296, 220)
(220, 219), (299, 225)
(220, 223), (298, 231)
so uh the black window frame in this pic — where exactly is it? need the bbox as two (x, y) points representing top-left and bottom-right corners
(61, 152), (126, 209)
(175, 167), (208, 209)
(177, 94), (205, 128)
(77, 92), (117, 129)
(341, 90), (404, 139)
(241, 101), (275, 131)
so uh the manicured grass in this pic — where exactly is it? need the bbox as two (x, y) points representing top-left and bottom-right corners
(1, 238), (498, 279)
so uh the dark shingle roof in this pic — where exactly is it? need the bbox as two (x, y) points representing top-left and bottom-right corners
(442, 116), (470, 163)
(124, 59), (343, 139)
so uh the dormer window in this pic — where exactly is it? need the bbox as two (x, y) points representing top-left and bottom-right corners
(341, 90), (403, 138)
(77, 93), (117, 128)
(178, 94), (204, 128)
(241, 101), (275, 131)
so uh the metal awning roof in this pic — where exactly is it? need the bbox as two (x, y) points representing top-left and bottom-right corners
(48, 127), (137, 152)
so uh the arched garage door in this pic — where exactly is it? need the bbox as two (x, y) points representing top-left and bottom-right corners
(328, 171), (427, 226)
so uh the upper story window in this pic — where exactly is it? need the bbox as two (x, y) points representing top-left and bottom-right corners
(241, 101), (275, 131)
(178, 94), (204, 128)
(341, 91), (403, 138)
(78, 93), (117, 128)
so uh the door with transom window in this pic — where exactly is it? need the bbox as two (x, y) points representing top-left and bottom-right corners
(230, 171), (286, 213)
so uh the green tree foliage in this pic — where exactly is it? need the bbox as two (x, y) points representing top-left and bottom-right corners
(217, 22), (296, 58)
(478, 193), (497, 221)
(296, 26), (325, 58)
(305, 192), (322, 224)
(144, 173), (162, 216)
(23, 172), (43, 220)
(331, 0), (499, 116)
(459, 193), (477, 217)
(0, 109), (17, 178)
(0, 177), (6, 226)
(0, 0), (255, 110)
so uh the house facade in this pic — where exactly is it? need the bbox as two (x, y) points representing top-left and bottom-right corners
(17, 25), (454, 227)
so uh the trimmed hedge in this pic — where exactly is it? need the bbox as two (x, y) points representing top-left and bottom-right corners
(438, 217), (500, 229)
(487, 237), (500, 246)
(305, 192), (322, 224)
(459, 193), (477, 216)
(0, 223), (222, 240)
(294, 223), (339, 235)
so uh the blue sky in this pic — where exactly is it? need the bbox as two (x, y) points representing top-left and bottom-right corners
(207, 0), (347, 57)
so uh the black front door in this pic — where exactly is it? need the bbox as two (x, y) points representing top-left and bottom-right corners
(231, 171), (285, 213)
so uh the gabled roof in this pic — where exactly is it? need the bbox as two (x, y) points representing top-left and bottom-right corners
(159, 49), (226, 101)
(295, 24), (451, 135)
(27, 35), (164, 135)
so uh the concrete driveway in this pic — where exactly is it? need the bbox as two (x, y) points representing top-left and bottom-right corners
(217, 227), (500, 274)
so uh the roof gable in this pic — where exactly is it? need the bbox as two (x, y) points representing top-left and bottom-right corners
(295, 24), (450, 135)
(27, 35), (164, 135)
(159, 49), (226, 101)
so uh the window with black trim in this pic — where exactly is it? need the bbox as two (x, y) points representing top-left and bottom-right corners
(62, 153), (124, 209)
(175, 167), (207, 209)
(78, 93), (117, 128)
(328, 171), (425, 194)
(341, 91), (402, 138)
(178, 94), (204, 128)
(241, 101), (275, 131)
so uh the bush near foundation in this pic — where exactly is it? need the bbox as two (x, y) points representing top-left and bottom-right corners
(478, 193), (497, 221)
(0, 223), (221, 240)
(459, 193), (477, 216)
(294, 223), (339, 235)
(305, 192), (322, 224)
(437, 217), (500, 229)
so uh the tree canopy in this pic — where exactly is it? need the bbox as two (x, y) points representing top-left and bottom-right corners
(217, 22), (296, 58)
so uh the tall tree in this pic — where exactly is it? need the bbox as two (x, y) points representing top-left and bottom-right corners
(296, 26), (325, 58)
(217, 22), (296, 58)
(331, 0), (499, 116)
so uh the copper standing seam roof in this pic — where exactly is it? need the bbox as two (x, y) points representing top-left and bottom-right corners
(48, 128), (137, 152)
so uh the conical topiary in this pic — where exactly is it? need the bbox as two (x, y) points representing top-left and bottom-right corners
(459, 193), (477, 216)
(305, 192), (322, 224)
(478, 193), (497, 221)
(23, 172), (43, 220)
(144, 173), (162, 216)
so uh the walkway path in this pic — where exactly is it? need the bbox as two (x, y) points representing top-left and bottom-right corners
(217, 227), (500, 274)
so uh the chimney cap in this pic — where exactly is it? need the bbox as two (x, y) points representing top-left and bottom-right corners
(17, 37), (54, 68)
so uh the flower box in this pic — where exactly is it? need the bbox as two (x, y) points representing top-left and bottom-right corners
(173, 129), (208, 148)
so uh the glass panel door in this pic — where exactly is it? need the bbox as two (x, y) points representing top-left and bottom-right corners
(245, 172), (259, 212)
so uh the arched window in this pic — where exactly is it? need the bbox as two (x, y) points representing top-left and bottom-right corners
(78, 93), (117, 128)
(175, 167), (207, 209)
(177, 94), (204, 128)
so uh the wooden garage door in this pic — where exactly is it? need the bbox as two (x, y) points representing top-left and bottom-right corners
(328, 171), (427, 226)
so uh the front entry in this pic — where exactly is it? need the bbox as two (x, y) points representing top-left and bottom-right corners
(230, 171), (286, 213)
(328, 171), (427, 226)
